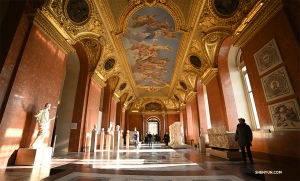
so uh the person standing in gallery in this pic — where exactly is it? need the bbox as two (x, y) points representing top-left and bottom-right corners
(147, 132), (153, 147)
(144, 132), (148, 144)
(163, 132), (170, 146)
(235, 118), (255, 164)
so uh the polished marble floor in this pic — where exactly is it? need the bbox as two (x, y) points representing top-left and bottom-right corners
(1, 143), (299, 181)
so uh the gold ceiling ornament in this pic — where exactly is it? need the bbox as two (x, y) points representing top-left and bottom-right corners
(200, 67), (219, 86)
(80, 38), (102, 72)
(91, 74), (107, 88)
(129, 0), (167, 7)
(32, 9), (75, 54)
(186, 91), (197, 101)
(202, 31), (230, 66)
(233, 0), (284, 47)
(146, 87), (161, 92)
(198, 0), (258, 34)
(119, 92), (129, 103)
(139, 98), (167, 112)
(162, 98), (179, 110)
(107, 75), (120, 94)
(187, 73), (198, 90)
(112, 93), (120, 102)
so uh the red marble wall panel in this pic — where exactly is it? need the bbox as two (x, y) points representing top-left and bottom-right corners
(165, 114), (180, 133)
(196, 79), (208, 132)
(206, 75), (227, 128)
(0, 13), (29, 109)
(180, 108), (188, 143)
(218, 36), (239, 132)
(0, 24), (67, 167)
(68, 42), (89, 152)
(241, 9), (300, 159)
(128, 114), (143, 133)
(186, 97), (200, 144)
(101, 83), (111, 131)
(116, 102), (122, 127)
(85, 79), (101, 133)
(109, 99), (117, 128)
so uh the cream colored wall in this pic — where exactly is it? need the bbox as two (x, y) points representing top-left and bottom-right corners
(228, 47), (252, 128)
(55, 53), (80, 153)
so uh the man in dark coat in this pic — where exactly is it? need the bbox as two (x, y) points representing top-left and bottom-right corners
(235, 118), (255, 164)
(163, 132), (170, 146)
(147, 132), (153, 147)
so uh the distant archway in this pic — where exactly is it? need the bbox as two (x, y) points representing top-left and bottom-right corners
(146, 116), (160, 135)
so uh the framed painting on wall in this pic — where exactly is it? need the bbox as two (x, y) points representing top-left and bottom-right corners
(254, 38), (283, 75)
(261, 66), (294, 102)
(268, 98), (300, 131)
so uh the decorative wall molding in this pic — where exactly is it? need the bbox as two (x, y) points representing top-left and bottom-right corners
(200, 67), (219, 85)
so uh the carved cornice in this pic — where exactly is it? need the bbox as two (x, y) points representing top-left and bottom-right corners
(202, 31), (230, 66)
(233, 0), (284, 47)
(186, 91), (197, 101)
(200, 67), (219, 85)
(32, 9), (75, 54)
(112, 93), (120, 102)
(91, 74), (106, 88)
(168, 0), (206, 97)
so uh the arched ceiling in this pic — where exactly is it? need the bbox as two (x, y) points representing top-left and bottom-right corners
(36, 0), (280, 114)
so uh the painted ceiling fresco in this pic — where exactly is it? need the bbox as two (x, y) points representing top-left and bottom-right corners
(122, 6), (181, 87)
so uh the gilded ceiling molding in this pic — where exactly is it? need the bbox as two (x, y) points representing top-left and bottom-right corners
(186, 91), (197, 101)
(233, 0), (284, 47)
(187, 73), (197, 90)
(168, 0), (206, 98)
(91, 74), (107, 88)
(200, 67), (219, 86)
(202, 31), (230, 67)
(198, 0), (258, 35)
(32, 9), (75, 54)
(112, 93), (120, 102)
(107, 75), (120, 94)
(79, 38), (102, 72)
(162, 98), (179, 110)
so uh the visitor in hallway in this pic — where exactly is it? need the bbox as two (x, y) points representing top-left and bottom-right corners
(147, 132), (153, 147)
(163, 132), (170, 146)
(235, 118), (255, 164)
(144, 132), (148, 144)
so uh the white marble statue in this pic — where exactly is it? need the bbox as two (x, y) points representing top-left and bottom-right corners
(30, 103), (56, 149)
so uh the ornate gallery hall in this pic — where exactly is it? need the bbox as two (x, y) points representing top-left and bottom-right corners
(2, 143), (300, 181)
(0, 0), (299, 180)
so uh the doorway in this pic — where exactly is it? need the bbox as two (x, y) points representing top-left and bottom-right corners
(147, 117), (160, 135)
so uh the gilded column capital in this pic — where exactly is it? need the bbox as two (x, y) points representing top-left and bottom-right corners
(200, 67), (219, 85)
(91, 74), (107, 88)
(112, 93), (120, 102)
(186, 91), (197, 101)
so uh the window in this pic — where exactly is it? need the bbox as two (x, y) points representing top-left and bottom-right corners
(241, 66), (260, 129)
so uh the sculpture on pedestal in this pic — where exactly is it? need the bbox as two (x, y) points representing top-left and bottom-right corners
(30, 103), (56, 149)
(168, 122), (187, 148)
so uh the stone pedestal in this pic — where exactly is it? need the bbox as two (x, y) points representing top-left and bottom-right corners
(105, 134), (111, 151)
(169, 144), (188, 149)
(126, 131), (130, 150)
(114, 131), (120, 151)
(91, 130), (98, 152)
(110, 134), (114, 150)
(120, 139), (124, 148)
(206, 148), (243, 160)
(99, 131), (105, 150)
(199, 136), (206, 153)
(15, 147), (52, 166)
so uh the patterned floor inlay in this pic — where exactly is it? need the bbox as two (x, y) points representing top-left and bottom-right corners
(55, 173), (244, 181)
